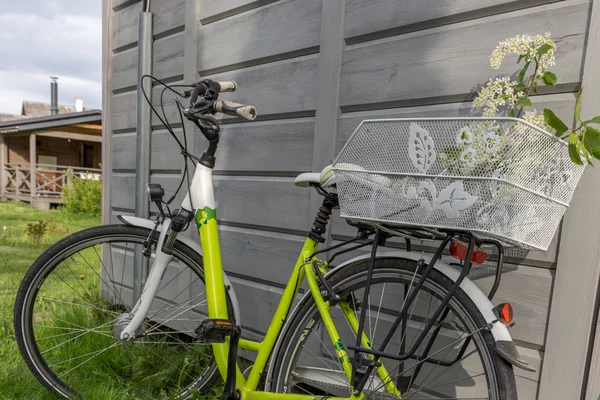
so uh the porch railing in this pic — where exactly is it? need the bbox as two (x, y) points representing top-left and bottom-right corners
(3, 163), (102, 199)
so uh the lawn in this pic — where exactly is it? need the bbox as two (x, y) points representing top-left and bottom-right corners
(0, 201), (99, 400)
(0, 201), (219, 400)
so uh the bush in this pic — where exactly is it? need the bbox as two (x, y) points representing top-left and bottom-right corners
(25, 220), (47, 247)
(62, 176), (102, 216)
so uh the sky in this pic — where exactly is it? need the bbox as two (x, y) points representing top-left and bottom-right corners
(0, 0), (102, 115)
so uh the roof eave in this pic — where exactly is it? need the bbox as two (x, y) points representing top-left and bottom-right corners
(0, 111), (102, 134)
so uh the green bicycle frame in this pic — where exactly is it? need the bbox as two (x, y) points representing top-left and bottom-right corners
(187, 160), (400, 399)
(196, 211), (401, 399)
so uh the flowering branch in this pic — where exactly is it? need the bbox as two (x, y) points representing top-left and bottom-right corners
(473, 33), (600, 166)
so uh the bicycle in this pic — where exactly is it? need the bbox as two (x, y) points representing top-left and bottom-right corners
(14, 77), (540, 400)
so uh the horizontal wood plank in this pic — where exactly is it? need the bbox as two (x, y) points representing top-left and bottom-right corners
(197, 0), (321, 73)
(340, 0), (588, 108)
(112, 118), (314, 173)
(213, 176), (310, 231)
(110, 56), (318, 131)
(111, 173), (311, 231)
(211, 118), (315, 173)
(111, 91), (137, 132)
(112, 32), (184, 92)
(199, 0), (278, 23)
(111, 129), (186, 172)
(207, 55), (319, 118)
(345, 0), (560, 41)
(111, 0), (185, 51)
(207, 225), (306, 286)
(229, 276), (302, 335)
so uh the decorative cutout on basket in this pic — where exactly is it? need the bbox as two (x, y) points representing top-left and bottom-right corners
(406, 123), (478, 219)
(408, 123), (436, 173)
(406, 179), (478, 219)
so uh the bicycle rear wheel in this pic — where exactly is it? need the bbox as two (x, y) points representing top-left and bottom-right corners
(270, 258), (517, 399)
(14, 224), (230, 400)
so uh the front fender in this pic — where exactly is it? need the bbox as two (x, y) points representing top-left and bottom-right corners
(117, 215), (241, 327)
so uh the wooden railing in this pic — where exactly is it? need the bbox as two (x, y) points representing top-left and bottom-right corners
(3, 163), (102, 200)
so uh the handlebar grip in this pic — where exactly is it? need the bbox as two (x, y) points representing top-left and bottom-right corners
(216, 81), (237, 92)
(214, 100), (257, 121)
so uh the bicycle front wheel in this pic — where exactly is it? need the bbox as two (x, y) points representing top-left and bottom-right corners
(270, 258), (517, 399)
(14, 224), (230, 400)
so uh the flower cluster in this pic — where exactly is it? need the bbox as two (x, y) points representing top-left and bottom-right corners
(489, 33), (556, 74)
(472, 77), (525, 117)
(522, 110), (551, 131)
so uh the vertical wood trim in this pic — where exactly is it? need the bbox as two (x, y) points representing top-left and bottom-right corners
(0, 135), (6, 198)
(29, 133), (36, 199)
(102, 0), (113, 225)
(582, 0), (600, 397)
(539, 0), (600, 397)
(309, 0), (346, 234)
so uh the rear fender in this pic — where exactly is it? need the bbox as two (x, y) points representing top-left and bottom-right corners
(328, 251), (535, 372)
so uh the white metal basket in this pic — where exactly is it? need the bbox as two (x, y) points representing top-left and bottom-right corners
(332, 118), (586, 251)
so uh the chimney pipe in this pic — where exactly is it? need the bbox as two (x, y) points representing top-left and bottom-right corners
(50, 77), (59, 115)
(75, 97), (83, 112)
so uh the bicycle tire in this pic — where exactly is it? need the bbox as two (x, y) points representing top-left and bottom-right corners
(269, 257), (517, 399)
(14, 224), (231, 400)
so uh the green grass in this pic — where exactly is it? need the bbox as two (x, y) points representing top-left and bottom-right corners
(0, 201), (99, 400)
(0, 201), (220, 400)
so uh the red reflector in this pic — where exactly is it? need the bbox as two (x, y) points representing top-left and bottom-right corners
(450, 241), (487, 265)
(499, 303), (514, 324)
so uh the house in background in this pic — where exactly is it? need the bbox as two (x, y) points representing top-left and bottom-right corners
(0, 78), (102, 210)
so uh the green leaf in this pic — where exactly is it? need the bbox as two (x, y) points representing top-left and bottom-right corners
(542, 71), (557, 86)
(584, 126), (600, 160)
(575, 88), (583, 123)
(519, 61), (530, 83)
(579, 142), (592, 166)
(508, 108), (515, 118)
(537, 44), (553, 55)
(582, 146), (594, 166)
(517, 54), (525, 63)
(584, 116), (600, 125)
(569, 132), (584, 165)
(515, 83), (527, 92)
(518, 97), (532, 107)
(533, 84), (538, 94)
(544, 108), (569, 136)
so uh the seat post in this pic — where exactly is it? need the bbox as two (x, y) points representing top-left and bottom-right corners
(307, 191), (338, 243)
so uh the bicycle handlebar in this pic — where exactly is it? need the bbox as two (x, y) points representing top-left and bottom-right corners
(214, 100), (257, 121)
(185, 78), (258, 122)
(187, 79), (236, 107)
(216, 81), (237, 92)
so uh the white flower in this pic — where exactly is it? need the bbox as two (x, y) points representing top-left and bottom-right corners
(472, 77), (525, 117)
(456, 126), (473, 145)
(522, 109), (551, 131)
(489, 33), (556, 75)
(483, 131), (501, 153)
(459, 148), (477, 168)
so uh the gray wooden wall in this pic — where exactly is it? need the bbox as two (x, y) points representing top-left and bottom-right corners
(102, 0), (600, 398)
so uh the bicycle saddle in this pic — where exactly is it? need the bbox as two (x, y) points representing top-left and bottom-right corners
(294, 165), (336, 188)
(294, 163), (392, 189)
